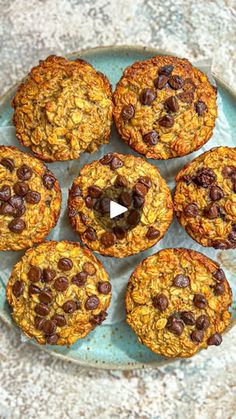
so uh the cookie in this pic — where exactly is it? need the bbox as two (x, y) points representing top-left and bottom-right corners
(174, 147), (236, 249)
(113, 55), (217, 160)
(6, 241), (111, 346)
(0, 146), (61, 251)
(12, 55), (113, 162)
(68, 152), (173, 257)
(126, 248), (232, 358)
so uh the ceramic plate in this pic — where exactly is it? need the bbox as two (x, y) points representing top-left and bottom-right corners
(0, 46), (236, 369)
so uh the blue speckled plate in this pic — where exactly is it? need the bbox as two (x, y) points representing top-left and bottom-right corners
(0, 46), (236, 369)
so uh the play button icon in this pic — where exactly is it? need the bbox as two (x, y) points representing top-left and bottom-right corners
(110, 201), (128, 219)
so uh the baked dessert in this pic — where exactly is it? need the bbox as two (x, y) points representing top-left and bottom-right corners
(174, 147), (236, 249)
(0, 146), (61, 251)
(68, 152), (173, 257)
(12, 55), (113, 162)
(6, 241), (111, 346)
(126, 248), (232, 358)
(113, 55), (217, 159)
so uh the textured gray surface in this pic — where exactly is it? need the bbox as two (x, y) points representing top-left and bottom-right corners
(0, 1), (236, 418)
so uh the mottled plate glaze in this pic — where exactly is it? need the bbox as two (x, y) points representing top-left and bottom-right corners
(0, 46), (236, 369)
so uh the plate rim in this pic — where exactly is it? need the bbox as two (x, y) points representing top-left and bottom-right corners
(0, 44), (236, 370)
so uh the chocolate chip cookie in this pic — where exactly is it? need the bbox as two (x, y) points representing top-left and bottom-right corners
(0, 146), (61, 251)
(113, 55), (217, 159)
(6, 241), (111, 346)
(68, 153), (173, 257)
(12, 55), (113, 161)
(174, 147), (236, 249)
(126, 248), (232, 358)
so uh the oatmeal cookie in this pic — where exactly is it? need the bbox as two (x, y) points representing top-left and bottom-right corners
(174, 147), (236, 249)
(68, 152), (173, 257)
(6, 241), (111, 346)
(113, 55), (217, 159)
(12, 55), (113, 162)
(0, 146), (61, 251)
(126, 248), (232, 358)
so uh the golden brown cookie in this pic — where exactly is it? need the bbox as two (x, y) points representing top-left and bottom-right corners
(68, 152), (173, 257)
(6, 241), (111, 346)
(12, 55), (113, 162)
(113, 55), (217, 159)
(174, 147), (236, 249)
(0, 146), (61, 251)
(126, 248), (232, 358)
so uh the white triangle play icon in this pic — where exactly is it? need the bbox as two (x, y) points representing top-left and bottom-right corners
(110, 200), (128, 219)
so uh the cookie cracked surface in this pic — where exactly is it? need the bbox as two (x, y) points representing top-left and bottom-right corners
(126, 248), (232, 358)
(0, 146), (61, 251)
(174, 147), (236, 249)
(113, 55), (217, 159)
(6, 241), (111, 346)
(12, 55), (113, 161)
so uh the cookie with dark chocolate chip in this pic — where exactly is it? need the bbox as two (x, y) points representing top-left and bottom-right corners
(6, 241), (111, 346)
(126, 248), (232, 358)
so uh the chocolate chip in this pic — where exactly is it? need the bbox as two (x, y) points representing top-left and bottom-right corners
(79, 212), (89, 225)
(193, 293), (207, 309)
(173, 274), (190, 288)
(140, 88), (157, 105)
(118, 191), (132, 207)
(12, 280), (24, 297)
(82, 262), (96, 276)
(193, 167), (216, 188)
(209, 185), (224, 201)
(184, 203), (199, 217)
(90, 311), (107, 325)
(42, 319), (56, 336)
(154, 75), (169, 89)
(9, 195), (24, 209)
(54, 277), (69, 292)
(39, 289), (53, 304)
(72, 272), (88, 287)
(121, 104), (135, 120)
(114, 175), (128, 188)
(127, 209), (140, 226)
(63, 300), (77, 313)
(180, 311), (195, 326)
(85, 196), (97, 209)
(183, 78), (196, 93)
(98, 281), (112, 295)
(0, 202), (15, 216)
(146, 227), (160, 240)
(133, 194), (145, 209)
(0, 185), (11, 201)
(204, 203), (219, 219)
(143, 131), (159, 146)
(43, 269), (56, 283)
(99, 197), (110, 214)
(28, 266), (42, 282)
(196, 315), (210, 330)
(165, 96), (179, 113)
(166, 316), (184, 336)
(17, 165), (32, 180)
(222, 166), (236, 179)
(158, 65), (174, 76)
(190, 330), (204, 343)
(100, 153), (113, 165)
(228, 228), (236, 242)
(88, 185), (102, 198)
(158, 115), (174, 128)
(195, 100), (208, 116)
(51, 314), (66, 327)
(178, 91), (194, 104)
(42, 173), (56, 189)
(29, 284), (41, 295)
(110, 156), (124, 171)
(113, 226), (127, 240)
(169, 75), (184, 90)
(58, 258), (73, 271)
(180, 175), (192, 185)
(35, 303), (50, 316)
(213, 268), (225, 282)
(70, 185), (81, 197)
(13, 182), (29, 197)
(35, 316), (46, 330)
(8, 218), (26, 233)
(46, 334), (59, 345)
(207, 333), (222, 346)
(0, 158), (15, 172)
(85, 295), (100, 310)
(138, 176), (152, 189)
(214, 283), (225, 296)
(152, 293), (169, 312)
(25, 191), (41, 204)
(134, 183), (148, 197)
(84, 227), (97, 241)
(101, 232), (116, 248)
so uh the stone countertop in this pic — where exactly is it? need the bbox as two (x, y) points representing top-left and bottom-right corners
(0, 1), (236, 418)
